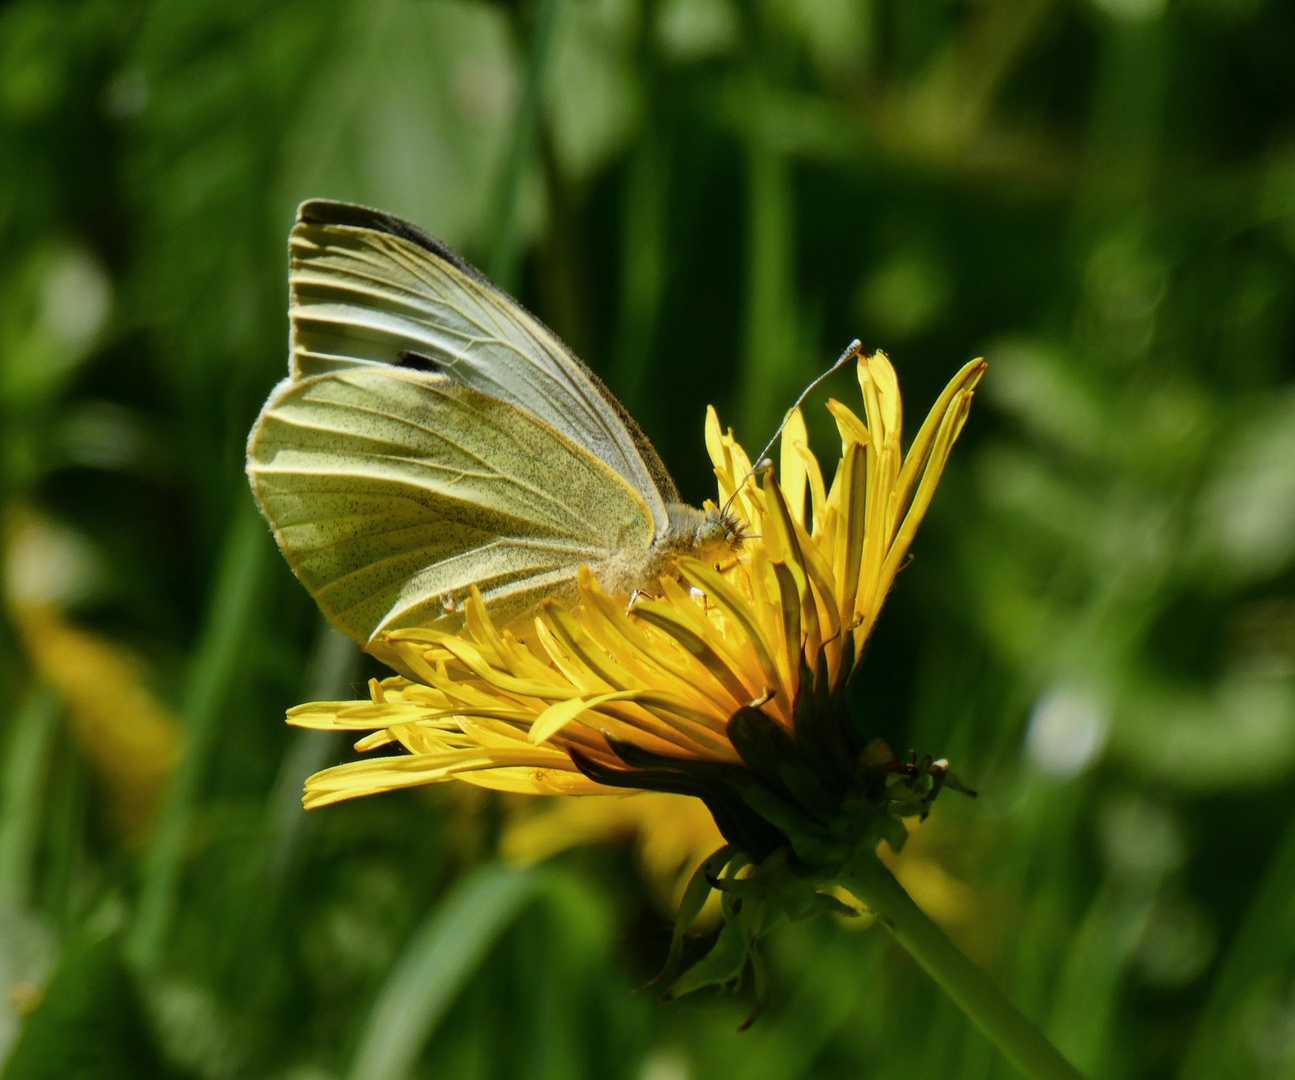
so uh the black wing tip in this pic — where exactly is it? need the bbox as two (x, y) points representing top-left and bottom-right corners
(297, 199), (438, 251)
(294, 199), (494, 292)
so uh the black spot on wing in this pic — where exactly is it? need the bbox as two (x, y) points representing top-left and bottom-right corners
(395, 351), (441, 373)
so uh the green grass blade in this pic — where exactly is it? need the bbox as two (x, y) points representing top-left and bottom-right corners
(487, 0), (559, 291)
(346, 862), (544, 1080)
(127, 502), (269, 970)
(610, 128), (668, 414)
(740, 87), (798, 443)
(0, 686), (59, 909)
(1, 935), (166, 1080)
(1177, 807), (1295, 1080)
(262, 625), (360, 892)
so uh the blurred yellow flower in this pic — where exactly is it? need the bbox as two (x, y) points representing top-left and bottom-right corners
(5, 510), (182, 845)
(501, 791), (725, 923)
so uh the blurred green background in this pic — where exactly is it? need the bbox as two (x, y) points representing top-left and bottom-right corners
(2, 0), (1294, 1077)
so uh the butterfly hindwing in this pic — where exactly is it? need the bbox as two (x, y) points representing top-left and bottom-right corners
(247, 365), (655, 644)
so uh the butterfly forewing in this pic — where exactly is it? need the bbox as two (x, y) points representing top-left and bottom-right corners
(248, 366), (655, 643)
(287, 200), (678, 531)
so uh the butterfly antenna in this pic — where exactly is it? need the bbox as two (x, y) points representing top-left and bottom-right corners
(721, 339), (863, 516)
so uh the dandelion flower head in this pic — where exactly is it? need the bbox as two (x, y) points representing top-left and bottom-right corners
(289, 350), (985, 867)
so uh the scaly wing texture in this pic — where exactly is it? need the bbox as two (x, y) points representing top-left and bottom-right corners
(247, 366), (654, 645)
(287, 199), (679, 531)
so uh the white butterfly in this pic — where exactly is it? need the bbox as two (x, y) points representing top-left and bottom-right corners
(246, 200), (742, 649)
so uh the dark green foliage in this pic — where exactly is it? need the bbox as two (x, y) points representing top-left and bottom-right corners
(2, 936), (170, 1080)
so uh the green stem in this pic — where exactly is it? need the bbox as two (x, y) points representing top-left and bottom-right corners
(841, 853), (1087, 1080)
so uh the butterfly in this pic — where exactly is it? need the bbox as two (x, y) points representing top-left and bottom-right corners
(246, 200), (743, 651)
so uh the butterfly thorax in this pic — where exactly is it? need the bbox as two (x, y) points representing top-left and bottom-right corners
(596, 503), (744, 601)
(659, 503), (746, 563)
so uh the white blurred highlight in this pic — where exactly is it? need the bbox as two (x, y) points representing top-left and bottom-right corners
(1025, 685), (1110, 778)
(640, 1047), (690, 1080)
(39, 247), (112, 349)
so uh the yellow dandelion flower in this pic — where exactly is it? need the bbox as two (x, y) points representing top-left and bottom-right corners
(289, 351), (983, 842)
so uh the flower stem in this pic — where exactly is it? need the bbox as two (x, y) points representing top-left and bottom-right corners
(840, 853), (1087, 1080)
